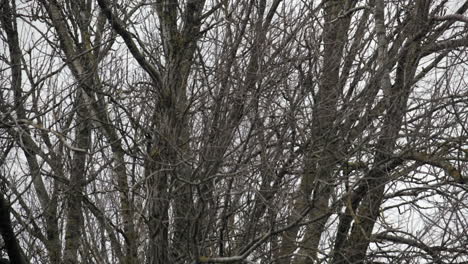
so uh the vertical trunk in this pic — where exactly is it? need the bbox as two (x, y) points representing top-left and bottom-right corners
(63, 92), (90, 263)
(145, 1), (205, 262)
(146, 149), (170, 263)
(146, 107), (190, 263)
(146, 51), (193, 264)
(279, 1), (353, 262)
(38, 1), (140, 262)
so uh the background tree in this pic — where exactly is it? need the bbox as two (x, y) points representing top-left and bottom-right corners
(1, 0), (468, 263)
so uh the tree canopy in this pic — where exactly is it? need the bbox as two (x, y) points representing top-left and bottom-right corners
(1, 0), (468, 263)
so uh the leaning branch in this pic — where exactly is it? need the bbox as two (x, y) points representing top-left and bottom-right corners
(0, 194), (28, 264)
(96, 0), (163, 88)
(432, 14), (468, 23)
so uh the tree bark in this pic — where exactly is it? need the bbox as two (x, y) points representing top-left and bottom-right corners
(0, 193), (28, 264)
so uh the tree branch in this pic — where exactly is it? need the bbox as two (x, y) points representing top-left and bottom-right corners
(96, 0), (162, 88)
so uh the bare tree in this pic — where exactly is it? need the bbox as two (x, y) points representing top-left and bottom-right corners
(1, 0), (468, 263)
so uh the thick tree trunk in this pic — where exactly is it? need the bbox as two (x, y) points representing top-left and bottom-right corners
(63, 93), (91, 264)
(0, 194), (27, 264)
(333, 2), (427, 262)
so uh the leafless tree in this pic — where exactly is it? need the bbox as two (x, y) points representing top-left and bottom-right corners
(1, 0), (468, 263)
